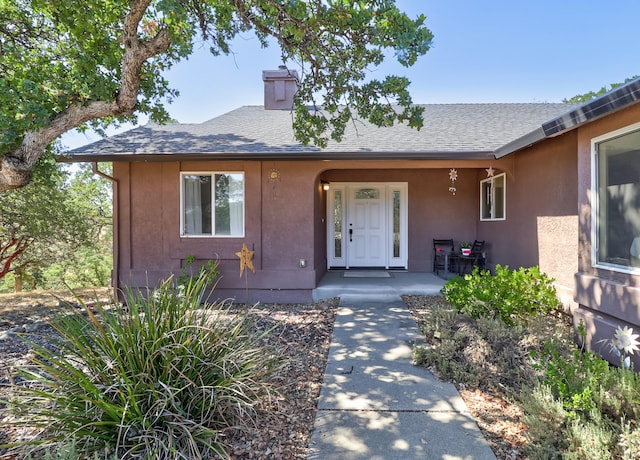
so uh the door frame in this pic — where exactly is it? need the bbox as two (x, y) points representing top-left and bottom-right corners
(327, 182), (408, 269)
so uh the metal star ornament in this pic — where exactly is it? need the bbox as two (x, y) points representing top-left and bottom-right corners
(485, 166), (495, 178)
(236, 243), (255, 277)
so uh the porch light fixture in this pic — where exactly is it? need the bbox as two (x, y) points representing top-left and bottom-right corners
(321, 180), (330, 191)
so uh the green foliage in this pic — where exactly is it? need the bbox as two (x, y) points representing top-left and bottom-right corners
(0, 159), (112, 289)
(9, 273), (278, 459)
(176, 255), (219, 290)
(563, 75), (640, 104)
(1, 1), (432, 166)
(441, 265), (562, 326)
(523, 326), (640, 459)
(412, 296), (571, 394)
(410, 293), (640, 459)
(24, 439), (119, 460)
(532, 341), (610, 413)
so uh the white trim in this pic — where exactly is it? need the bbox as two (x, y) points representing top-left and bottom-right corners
(479, 172), (506, 221)
(591, 122), (640, 273)
(327, 182), (408, 269)
(179, 171), (245, 238)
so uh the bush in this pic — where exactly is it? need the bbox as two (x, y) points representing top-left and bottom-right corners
(9, 272), (278, 459)
(412, 296), (571, 394)
(441, 265), (562, 326)
(524, 327), (640, 459)
(176, 255), (219, 290)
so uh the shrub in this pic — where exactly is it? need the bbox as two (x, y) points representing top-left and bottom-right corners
(441, 265), (562, 326)
(524, 326), (640, 459)
(412, 296), (570, 393)
(176, 255), (219, 290)
(9, 272), (278, 459)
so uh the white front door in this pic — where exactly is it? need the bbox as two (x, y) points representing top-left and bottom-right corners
(327, 183), (408, 269)
(348, 186), (386, 267)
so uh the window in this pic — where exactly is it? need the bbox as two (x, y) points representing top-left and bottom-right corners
(593, 125), (640, 271)
(480, 173), (506, 221)
(181, 173), (244, 237)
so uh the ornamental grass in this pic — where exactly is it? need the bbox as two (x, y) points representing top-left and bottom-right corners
(8, 273), (278, 459)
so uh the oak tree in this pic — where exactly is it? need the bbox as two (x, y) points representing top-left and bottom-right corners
(0, 0), (432, 190)
(0, 153), (107, 290)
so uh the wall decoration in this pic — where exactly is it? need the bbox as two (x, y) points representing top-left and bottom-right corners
(236, 243), (255, 277)
(268, 167), (281, 199)
(448, 168), (458, 195)
(236, 243), (255, 303)
(485, 166), (495, 178)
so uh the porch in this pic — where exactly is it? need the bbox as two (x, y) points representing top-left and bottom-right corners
(312, 270), (446, 302)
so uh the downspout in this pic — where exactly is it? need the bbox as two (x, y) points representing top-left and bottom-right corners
(92, 162), (119, 297)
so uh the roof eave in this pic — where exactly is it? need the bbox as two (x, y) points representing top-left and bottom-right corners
(493, 127), (546, 159)
(57, 150), (494, 163)
(542, 78), (640, 137)
(495, 78), (640, 158)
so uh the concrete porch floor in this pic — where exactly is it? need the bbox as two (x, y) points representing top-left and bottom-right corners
(312, 271), (446, 302)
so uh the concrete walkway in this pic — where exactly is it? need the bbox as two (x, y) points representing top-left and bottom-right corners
(308, 273), (496, 459)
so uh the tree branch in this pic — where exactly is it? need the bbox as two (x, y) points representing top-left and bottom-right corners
(0, 0), (170, 191)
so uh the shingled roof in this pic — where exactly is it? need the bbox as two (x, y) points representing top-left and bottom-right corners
(62, 103), (578, 162)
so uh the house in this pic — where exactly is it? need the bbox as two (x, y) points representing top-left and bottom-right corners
(63, 69), (640, 365)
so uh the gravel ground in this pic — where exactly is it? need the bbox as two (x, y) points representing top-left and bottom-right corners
(0, 290), (338, 459)
(0, 290), (524, 459)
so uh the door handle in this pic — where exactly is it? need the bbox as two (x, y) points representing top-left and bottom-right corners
(349, 228), (353, 242)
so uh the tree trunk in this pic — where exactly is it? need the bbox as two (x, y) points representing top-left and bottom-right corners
(14, 268), (23, 293)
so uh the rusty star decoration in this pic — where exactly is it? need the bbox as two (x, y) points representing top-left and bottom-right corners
(486, 166), (495, 178)
(236, 243), (255, 277)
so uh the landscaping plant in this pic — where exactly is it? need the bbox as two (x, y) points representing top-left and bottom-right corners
(441, 265), (562, 326)
(523, 324), (640, 459)
(411, 281), (640, 459)
(8, 271), (278, 459)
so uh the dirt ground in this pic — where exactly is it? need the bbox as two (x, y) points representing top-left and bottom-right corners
(0, 288), (113, 315)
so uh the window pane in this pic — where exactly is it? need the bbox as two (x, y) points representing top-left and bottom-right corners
(480, 180), (492, 219)
(596, 130), (640, 267)
(355, 188), (379, 199)
(183, 175), (211, 235)
(214, 173), (244, 236)
(480, 173), (506, 221)
(333, 190), (342, 258)
(493, 175), (505, 219)
(393, 190), (400, 258)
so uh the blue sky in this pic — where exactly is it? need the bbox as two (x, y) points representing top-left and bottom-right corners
(62, 0), (640, 149)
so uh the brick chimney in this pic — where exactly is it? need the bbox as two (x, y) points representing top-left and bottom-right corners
(262, 66), (298, 110)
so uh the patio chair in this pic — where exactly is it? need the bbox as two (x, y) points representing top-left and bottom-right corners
(433, 238), (455, 275)
(459, 240), (486, 274)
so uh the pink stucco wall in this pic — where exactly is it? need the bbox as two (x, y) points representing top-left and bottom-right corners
(113, 159), (491, 302)
(573, 103), (640, 367)
(477, 133), (579, 306)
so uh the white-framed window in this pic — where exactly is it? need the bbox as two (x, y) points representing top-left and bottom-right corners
(592, 123), (640, 272)
(480, 172), (506, 221)
(180, 172), (244, 237)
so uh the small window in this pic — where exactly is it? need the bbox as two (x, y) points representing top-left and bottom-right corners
(181, 172), (244, 237)
(480, 173), (506, 221)
(593, 125), (640, 271)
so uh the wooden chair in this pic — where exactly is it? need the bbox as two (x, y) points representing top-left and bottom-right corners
(433, 239), (454, 275)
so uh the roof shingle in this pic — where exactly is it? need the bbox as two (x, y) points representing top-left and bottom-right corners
(63, 103), (578, 161)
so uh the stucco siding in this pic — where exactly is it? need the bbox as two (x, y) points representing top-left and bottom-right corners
(573, 103), (640, 366)
(112, 158), (493, 302)
(478, 134), (579, 307)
